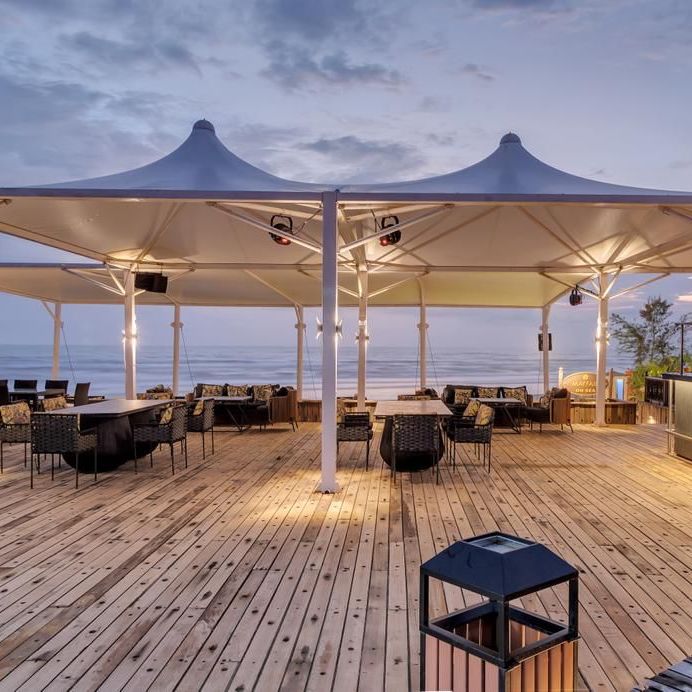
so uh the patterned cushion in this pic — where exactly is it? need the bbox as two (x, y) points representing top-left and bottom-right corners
(43, 395), (67, 411)
(477, 387), (499, 399)
(453, 387), (474, 406)
(159, 405), (174, 425)
(147, 384), (170, 393)
(192, 399), (204, 416)
(200, 384), (224, 398)
(144, 391), (172, 400)
(336, 398), (348, 423)
(476, 404), (494, 426)
(0, 401), (31, 425)
(463, 399), (481, 417)
(503, 387), (527, 405)
(226, 384), (249, 397)
(253, 384), (274, 402)
(398, 394), (430, 400)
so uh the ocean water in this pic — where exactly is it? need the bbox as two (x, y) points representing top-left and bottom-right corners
(0, 344), (632, 399)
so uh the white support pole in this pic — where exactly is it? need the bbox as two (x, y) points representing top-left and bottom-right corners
(123, 271), (137, 400)
(541, 304), (550, 393)
(595, 272), (609, 426)
(171, 304), (182, 397)
(51, 302), (62, 379)
(417, 280), (428, 391)
(295, 305), (305, 401)
(357, 264), (368, 410)
(320, 191), (339, 493)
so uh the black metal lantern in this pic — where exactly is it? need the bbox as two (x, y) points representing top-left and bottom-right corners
(420, 531), (579, 691)
(269, 215), (295, 245)
(569, 287), (583, 306)
(379, 215), (401, 246)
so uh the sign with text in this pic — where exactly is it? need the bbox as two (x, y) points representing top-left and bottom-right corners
(562, 371), (603, 398)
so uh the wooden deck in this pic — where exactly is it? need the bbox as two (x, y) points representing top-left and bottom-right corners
(0, 422), (689, 691)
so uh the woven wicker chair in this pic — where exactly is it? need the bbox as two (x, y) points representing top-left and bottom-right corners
(0, 382), (10, 406)
(30, 413), (98, 489)
(133, 404), (187, 475)
(45, 379), (68, 392)
(187, 398), (215, 459)
(72, 382), (91, 407)
(448, 406), (495, 472)
(0, 402), (31, 473)
(337, 412), (373, 469)
(392, 414), (441, 483)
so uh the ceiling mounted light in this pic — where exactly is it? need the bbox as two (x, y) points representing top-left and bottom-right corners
(269, 215), (295, 245)
(569, 286), (583, 306)
(379, 215), (401, 246)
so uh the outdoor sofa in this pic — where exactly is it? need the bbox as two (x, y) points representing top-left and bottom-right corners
(441, 384), (532, 427)
(193, 383), (297, 429)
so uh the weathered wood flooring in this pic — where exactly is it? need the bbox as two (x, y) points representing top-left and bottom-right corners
(0, 422), (689, 691)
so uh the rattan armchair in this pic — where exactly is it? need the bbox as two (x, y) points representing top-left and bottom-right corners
(0, 402), (31, 473)
(133, 404), (187, 475)
(187, 398), (215, 459)
(30, 413), (98, 489)
(392, 414), (441, 483)
(337, 412), (373, 469)
(448, 406), (495, 472)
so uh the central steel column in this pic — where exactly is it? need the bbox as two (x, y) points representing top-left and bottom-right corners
(541, 304), (551, 392)
(595, 273), (609, 426)
(171, 304), (182, 397)
(320, 191), (339, 492)
(295, 305), (305, 401)
(356, 264), (368, 410)
(123, 271), (137, 400)
(51, 302), (62, 379)
(417, 279), (428, 391)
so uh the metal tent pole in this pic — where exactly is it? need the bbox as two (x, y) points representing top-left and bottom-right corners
(595, 272), (609, 425)
(320, 191), (339, 493)
(417, 279), (428, 391)
(124, 271), (137, 400)
(357, 264), (368, 410)
(295, 305), (305, 401)
(171, 303), (182, 397)
(51, 302), (62, 379)
(541, 304), (550, 392)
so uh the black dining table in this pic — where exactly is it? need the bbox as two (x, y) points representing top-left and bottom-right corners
(50, 398), (174, 472)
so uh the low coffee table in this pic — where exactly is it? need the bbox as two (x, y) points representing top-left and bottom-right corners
(475, 397), (523, 433)
(212, 396), (252, 432)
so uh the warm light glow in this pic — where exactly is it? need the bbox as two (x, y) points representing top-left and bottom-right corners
(647, 415), (656, 424)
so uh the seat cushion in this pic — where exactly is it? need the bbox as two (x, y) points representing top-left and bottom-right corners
(453, 387), (475, 406)
(475, 404), (494, 426)
(200, 384), (224, 398)
(477, 387), (499, 399)
(226, 384), (249, 397)
(43, 395), (67, 411)
(502, 386), (527, 405)
(252, 384), (274, 402)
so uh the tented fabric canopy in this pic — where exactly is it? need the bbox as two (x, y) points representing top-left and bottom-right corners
(2, 123), (692, 308)
(0, 264), (581, 308)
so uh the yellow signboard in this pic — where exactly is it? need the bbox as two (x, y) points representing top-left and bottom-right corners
(562, 371), (600, 398)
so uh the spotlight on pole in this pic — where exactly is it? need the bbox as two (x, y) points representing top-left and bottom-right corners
(269, 215), (295, 245)
(379, 215), (401, 246)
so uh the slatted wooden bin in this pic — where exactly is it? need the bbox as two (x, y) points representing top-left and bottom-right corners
(421, 532), (579, 692)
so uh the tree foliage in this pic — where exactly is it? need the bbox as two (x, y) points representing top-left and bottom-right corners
(610, 296), (680, 365)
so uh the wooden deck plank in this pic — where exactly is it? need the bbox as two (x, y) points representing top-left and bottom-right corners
(0, 422), (688, 691)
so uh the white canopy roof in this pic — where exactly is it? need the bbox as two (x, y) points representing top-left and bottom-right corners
(0, 263), (577, 308)
(2, 123), (692, 311)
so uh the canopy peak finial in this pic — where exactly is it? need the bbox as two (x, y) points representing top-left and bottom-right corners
(193, 119), (215, 133)
(500, 132), (521, 145)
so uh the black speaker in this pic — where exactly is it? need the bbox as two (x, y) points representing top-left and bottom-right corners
(538, 333), (553, 352)
(134, 272), (168, 293)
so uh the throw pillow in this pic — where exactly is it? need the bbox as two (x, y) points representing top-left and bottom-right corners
(201, 384), (224, 398)
(453, 387), (474, 406)
(253, 384), (274, 402)
(43, 395), (67, 411)
(463, 399), (481, 417)
(475, 404), (494, 426)
(192, 399), (204, 416)
(477, 387), (498, 399)
(503, 387), (527, 405)
(159, 405), (174, 425)
(226, 384), (249, 397)
(0, 401), (31, 425)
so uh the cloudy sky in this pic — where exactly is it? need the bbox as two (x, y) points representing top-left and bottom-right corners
(1, 0), (692, 359)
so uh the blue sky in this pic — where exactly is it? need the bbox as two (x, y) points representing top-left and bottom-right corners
(1, 0), (692, 357)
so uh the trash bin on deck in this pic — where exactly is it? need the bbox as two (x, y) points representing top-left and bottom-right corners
(420, 531), (579, 691)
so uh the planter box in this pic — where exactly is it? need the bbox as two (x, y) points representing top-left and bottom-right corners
(425, 609), (577, 692)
